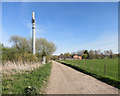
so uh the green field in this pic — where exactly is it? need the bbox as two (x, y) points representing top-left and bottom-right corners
(63, 58), (118, 79)
(2, 62), (52, 95)
(58, 58), (119, 88)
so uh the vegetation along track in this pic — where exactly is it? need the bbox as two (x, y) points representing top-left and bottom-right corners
(2, 62), (52, 95)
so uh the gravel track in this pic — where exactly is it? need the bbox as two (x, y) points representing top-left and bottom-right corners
(46, 61), (118, 94)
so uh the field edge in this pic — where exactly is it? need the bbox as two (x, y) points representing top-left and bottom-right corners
(57, 60), (120, 89)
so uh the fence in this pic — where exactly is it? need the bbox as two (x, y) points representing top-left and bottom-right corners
(63, 59), (118, 80)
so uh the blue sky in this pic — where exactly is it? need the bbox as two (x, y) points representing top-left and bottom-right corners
(2, 2), (118, 55)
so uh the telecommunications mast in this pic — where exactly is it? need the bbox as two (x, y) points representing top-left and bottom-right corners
(32, 12), (36, 55)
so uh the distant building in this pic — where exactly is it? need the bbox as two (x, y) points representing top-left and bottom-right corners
(79, 56), (82, 60)
(65, 58), (73, 60)
(73, 55), (82, 60)
(59, 57), (64, 60)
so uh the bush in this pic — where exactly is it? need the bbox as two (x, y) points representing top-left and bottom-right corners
(2, 35), (56, 63)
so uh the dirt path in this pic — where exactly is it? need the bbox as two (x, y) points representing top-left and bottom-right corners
(46, 61), (118, 94)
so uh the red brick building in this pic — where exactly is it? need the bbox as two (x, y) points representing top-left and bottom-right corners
(73, 55), (82, 60)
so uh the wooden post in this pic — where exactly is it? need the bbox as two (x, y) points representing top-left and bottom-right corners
(99, 67), (100, 74)
(91, 63), (93, 72)
(116, 74), (118, 79)
(104, 64), (106, 75)
(90, 63), (92, 72)
(84, 63), (85, 69)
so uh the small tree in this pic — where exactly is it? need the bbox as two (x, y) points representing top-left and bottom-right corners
(36, 38), (56, 63)
(83, 50), (89, 59)
(82, 53), (88, 59)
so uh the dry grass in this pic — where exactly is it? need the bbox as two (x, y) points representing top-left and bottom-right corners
(2, 61), (43, 76)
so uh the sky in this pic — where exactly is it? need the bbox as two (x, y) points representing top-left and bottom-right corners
(2, 2), (118, 55)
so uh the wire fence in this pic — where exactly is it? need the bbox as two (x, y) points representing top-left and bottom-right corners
(63, 59), (118, 80)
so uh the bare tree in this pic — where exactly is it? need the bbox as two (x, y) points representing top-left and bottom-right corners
(89, 50), (95, 59)
(10, 35), (31, 53)
(77, 50), (84, 56)
(36, 38), (56, 61)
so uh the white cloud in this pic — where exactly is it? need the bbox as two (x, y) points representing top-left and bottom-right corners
(74, 33), (118, 53)
(54, 32), (118, 55)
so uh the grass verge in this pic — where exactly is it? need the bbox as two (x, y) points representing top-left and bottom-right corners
(57, 60), (120, 89)
(2, 62), (52, 95)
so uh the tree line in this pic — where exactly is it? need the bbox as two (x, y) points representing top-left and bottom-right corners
(52, 50), (118, 60)
(1, 35), (56, 63)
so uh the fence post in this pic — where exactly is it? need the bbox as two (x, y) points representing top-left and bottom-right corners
(99, 67), (100, 74)
(91, 63), (93, 72)
(90, 63), (92, 72)
(116, 74), (118, 79)
(104, 64), (106, 75)
(84, 63), (85, 69)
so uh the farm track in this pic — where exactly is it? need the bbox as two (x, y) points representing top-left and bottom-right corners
(46, 61), (118, 94)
